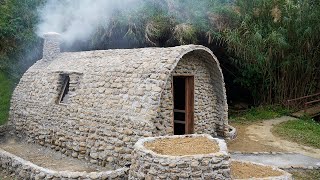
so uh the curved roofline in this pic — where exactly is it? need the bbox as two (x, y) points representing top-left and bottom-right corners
(162, 45), (226, 102)
(170, 45), (224, 83)
(159, 45), (228, 135)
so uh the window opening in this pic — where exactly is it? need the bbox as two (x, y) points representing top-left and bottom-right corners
(59, 75), (70, 104)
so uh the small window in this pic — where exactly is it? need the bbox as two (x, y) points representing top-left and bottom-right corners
(59, 75), (70, 104)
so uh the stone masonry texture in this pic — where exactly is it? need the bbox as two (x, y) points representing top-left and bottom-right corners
(0, 148), (129, 179)
(129, 134), (231, 180)
(8, 33), (229, 168)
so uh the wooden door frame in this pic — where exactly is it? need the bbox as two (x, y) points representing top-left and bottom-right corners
(172, 75), (195, 134)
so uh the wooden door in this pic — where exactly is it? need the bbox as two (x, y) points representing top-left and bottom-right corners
(173, 76), (194, 135)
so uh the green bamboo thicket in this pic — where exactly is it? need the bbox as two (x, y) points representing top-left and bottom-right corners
(216, 0), (320, 104)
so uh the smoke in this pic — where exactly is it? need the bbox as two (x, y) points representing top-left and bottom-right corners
(37, 0), (139, 45)
(37, 0), (231, 47)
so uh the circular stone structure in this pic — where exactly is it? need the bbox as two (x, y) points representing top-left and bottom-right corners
(129, 134), (231, 179)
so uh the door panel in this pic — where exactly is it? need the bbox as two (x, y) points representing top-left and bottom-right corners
(173, 76), (194, 135)
(185, 76), (194, 134)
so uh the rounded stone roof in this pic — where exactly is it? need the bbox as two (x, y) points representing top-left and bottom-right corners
(10, 44), (227, 131)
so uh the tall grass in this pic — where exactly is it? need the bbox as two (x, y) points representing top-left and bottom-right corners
(217, 0), (320, 104)
(229, 105), (290, 124)
(0, 72), (12, 125)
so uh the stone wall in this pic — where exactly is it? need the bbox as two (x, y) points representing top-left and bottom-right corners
(129, 134), (231, 179)
(9, 38), (229, 168)
(153, 52), (226, 136)
(0, 148), (128, 179)
(9, 91), (153, 168)
(42, 32), (61, 61)
(9, 69), (154, 167)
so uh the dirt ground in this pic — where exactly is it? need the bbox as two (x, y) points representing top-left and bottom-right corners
(227, 123), (285, 153)
(230, 161), (283, 179)
(228, 116), (320, 158)
(248, 117), (320, 158)
(145, 137), (219, 156)
(0, 138), (112, 172)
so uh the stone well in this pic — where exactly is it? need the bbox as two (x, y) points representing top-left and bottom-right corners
(129, 134), (231, 179)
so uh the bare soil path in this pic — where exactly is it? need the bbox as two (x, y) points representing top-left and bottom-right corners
(228, 116), (320, 169)
(227, 123), (286, 153)
(228, 116), (320, 158)
(246, 116), (320, 158)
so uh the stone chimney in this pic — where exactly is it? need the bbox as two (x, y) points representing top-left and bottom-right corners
(43, 32), (61, 61)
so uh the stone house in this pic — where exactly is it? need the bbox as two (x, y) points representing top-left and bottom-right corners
(9, 32), (230, 168)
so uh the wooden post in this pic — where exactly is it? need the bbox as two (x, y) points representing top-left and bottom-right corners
(185, 76), (194, 134)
